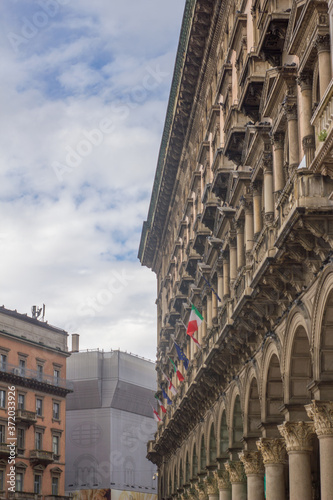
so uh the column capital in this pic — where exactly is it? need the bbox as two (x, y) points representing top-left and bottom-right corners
(315, 33), (330, 53)
(256, 438), (288, 465)
(213, 469), (231, 490)
(240, 195), (253, 214)
(271, 132), (284, 150)
(263, 152), (273, 173)
(283, 101), (298, 121)
(297, 71), (313, 91)
(239, 450), (265, 475)
(251, 181), (262, 196)
(195, 481), (208, 500)
(235, 218), (245, 233)
(305, 400), (333, 437)
(224, 461), (246, 484)
(204, 476), (218, 495)
(278, 421), (315, 452)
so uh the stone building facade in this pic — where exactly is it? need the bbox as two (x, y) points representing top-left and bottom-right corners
(139, 0), (333, 499)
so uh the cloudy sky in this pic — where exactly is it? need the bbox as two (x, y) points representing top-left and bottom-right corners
(0, 0), (185, 360)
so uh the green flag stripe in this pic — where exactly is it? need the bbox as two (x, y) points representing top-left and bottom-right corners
(192, 304), (204, 321)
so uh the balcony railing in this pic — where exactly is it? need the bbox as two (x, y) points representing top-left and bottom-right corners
(15, 409), (37, 425)
(0, 362), (73, 391)
(30, 449), (54, 464)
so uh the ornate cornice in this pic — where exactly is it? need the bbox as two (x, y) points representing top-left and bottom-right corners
(278, 421), (315, 452)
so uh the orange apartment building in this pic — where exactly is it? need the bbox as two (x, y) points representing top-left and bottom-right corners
(0, 306), (72, 499)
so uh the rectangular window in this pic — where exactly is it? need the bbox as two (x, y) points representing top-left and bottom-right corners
(17, 428), (25, 451)
(0, 469), (3, 491)
(37, 364), (43, 380)
(54, 369), (60, 385)
(36, 398), (43, 416)
(51, 476), (59, 496)
(52, 435), (59, 456)
(16, 472), (23, 492)
(35, 431), (42, 450)
(53, 402), (60, 420)
(18, 394), (25, 410)
(0, 354), (6, 370)
(19, 359), (25, 376)
(0, 390), (5, 408)
(0, 425), (5, 443)
(34, 474), (41, 494)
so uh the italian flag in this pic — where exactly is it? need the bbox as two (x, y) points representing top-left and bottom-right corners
(162, 371), (177, 395)
(155, 394), (167, 414)
(187, 304), (203, 335)
(186, 305), (203, 347)
(170, 358), (185, 382)
(152, 407), (161, 422)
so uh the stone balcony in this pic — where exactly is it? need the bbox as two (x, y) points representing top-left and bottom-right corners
(311, 79), (333, 177)
(238, 52), (268, 122)
(223, 106), (248, 166)
(257, 0), (291, 67)
(0, 442), (10, 458)
(29, 449), (54, 465)
(15, 409), (37, 426)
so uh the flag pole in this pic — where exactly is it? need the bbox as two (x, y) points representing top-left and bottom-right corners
(198, 270), (222, 302)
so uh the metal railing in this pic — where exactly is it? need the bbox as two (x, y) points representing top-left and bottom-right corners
(0, 362), (73, 391)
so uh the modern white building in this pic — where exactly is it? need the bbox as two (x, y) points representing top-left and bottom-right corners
(65, 348), (158, 496)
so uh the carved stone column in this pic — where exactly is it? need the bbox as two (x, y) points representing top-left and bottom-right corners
(263, 154), (274, 223)
(306, 400), (333, 500)
(212, 288), (218, 322)
(283, 102), (299, 173)
(242, 197), (254, 255)
(252, 182), (262, 239)
(297, 72), (315, 166)
(257, 438), (287, 500)
(271, 133), (285, 195)
(205, 476), (219, 500)
(224, 461), (247, 500)
(195, 482), (208, 500)
(207, 293), (212, 329)
(229, 236), (237, 287)
(214, 470), (231, 500)
(222, 251), (230, 298)
(278, 421), (315, 500)
(236, 220), (245, 270)
(217, 265), (224, 305)
(239, 450), (265, 500)
(316, 34), (332, 99)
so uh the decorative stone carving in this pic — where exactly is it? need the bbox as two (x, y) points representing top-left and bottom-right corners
(239, 450), (265, 475)
(278, 421), (315, 452)
(305, 400), (333, 437)
(271, 132), (284, 150)
(194, 482), (208, 500)
(283, 102), (297, 121)
(204, 476), (218, 496)
(213, 469), (231, 490)
(256, 438), (288, 465)
(315, 34), (330, 53)
(297, 71), (313, 91)
(224, 461), (246, 484)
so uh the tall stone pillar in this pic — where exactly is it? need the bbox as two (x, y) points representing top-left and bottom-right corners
(222, 252), (230, 298)
(297, 71), (315, 166)
(212, 288), (218, 322)
(252, 182), (262, 239)
(271, 133), (285, 195)
(284, 102), (299, 173)
(236, 220), (245, 270)
(239, 450), (265, 500)
(306, 400), (333, 500)
(217, 266), (224, 304)
(243, 197), (254, 255)
(205, 475), (219, 500)
(224, 461), (247, 500)
(257, 438), (287, 500)
(229, 237), (237, 287)
(263, 154), (274, 224)
(207, 293), (212, 328)
(214, 470), (231, 500)
(316, 34), (332, 99)
(278, 421), (315, 500)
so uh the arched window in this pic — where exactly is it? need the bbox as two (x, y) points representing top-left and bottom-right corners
(200, 434), (206, 471)
(209, 424), (216, 464)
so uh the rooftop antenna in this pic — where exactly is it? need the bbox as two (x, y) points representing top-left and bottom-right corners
(31, 305), (42, 320)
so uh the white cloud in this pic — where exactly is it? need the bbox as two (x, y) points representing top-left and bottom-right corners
(0, 0), (185, 360)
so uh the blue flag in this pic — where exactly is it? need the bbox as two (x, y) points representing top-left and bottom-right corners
(161, 385), (172, 405)
(174, 342), (189, 370)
